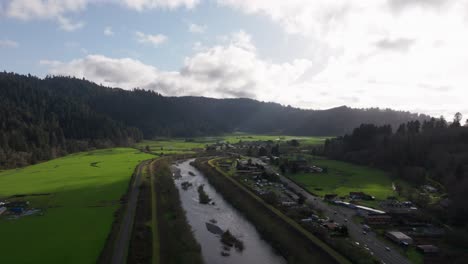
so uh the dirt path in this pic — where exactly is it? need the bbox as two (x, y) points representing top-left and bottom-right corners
(111, 160), (150, 264)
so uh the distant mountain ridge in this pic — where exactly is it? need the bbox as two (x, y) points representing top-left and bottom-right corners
(0, 72), (429, 167)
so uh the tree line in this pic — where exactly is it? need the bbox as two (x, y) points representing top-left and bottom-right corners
(0, 72), (429, 168)
(323, 114), (468, 228)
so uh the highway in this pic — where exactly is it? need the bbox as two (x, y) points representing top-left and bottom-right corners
(278, 173), (411, 264)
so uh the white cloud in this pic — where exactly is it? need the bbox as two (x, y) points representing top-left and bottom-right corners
(189, 23), (206, 33)
(122, 0), (200, 11)
(104, 26), (115, 36)
(41, 31), (312, 100)
(3, 0), (200, 30)
(216, 0), (468, 117)
(0, 39), (19, 48)
(57, 16), (84, 31)
(4, 0), (87, 20)
(42, 24), (468, 118)
(3, 0), (87, 31)
(136, 31), (168, 46)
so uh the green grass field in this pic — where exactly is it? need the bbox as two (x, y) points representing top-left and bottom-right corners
(137, 134), (330, 155)
(136, 139), (206, 155)
(221, 133), (331, 145)
(0, 148), (153, 264)
(287, 157), (396, 202)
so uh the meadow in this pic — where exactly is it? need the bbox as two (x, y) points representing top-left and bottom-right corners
(221, 133), (330, 145)
(136, 133), (330, 155)
(287, 156), (396, 202)
(0, 148), (153, 264)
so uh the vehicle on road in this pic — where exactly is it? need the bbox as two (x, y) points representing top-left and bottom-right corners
(385, 247), (391, 251)
(363, 231), (367, 235)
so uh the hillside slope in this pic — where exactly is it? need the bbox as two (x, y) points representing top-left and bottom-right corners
(0, 72), (429, 167)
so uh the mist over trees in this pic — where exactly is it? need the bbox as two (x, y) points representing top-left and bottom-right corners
(0, 72), (429, 168)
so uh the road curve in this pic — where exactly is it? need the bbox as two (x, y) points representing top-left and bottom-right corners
(111, 160), (151, 264)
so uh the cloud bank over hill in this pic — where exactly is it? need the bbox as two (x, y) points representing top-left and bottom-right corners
(5, 0), (467, 118)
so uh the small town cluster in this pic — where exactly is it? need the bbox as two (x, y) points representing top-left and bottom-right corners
(209, 139), (446, 264)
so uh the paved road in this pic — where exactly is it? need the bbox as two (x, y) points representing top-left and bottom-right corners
(111, 160), (150, 264)
(278, 173), (411, 264)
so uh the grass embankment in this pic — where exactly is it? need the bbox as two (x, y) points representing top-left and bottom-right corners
(150, 164), (160, 264)
(193, 158), (350, 264)
(0, 148), (153, 264)
(127, 163), (153, 264)
(151, 159), (203, 264)
(287, 156), (395, 202)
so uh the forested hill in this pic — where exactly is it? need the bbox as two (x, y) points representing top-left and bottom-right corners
(323, 119), (468, 227)
(0, 72), (428, 167)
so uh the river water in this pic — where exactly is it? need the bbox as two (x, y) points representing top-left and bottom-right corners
(172, 159), (286, 264)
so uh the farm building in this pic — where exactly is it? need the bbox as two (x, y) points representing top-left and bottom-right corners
(324, 194), (338, 201)
(365, 213), (392, 225)
(356, 205), (386, 215)
(323, 222), (339, 231)
(416, 245), (439, 254)
(386, 231), (413, 245)
(349, 192), (375, 200)
(422, 185), (437, 193)
(5, 201), (29, 208)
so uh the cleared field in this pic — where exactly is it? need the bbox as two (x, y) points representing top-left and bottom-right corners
(0, 148), (153, 264)
(136, 139), (206, 155)
(221, 133), (330, 145)
(137, 134), (330, 155)
(288, 157), (395, 201)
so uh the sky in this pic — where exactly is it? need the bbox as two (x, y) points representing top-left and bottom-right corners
(1, 0), (468, 119)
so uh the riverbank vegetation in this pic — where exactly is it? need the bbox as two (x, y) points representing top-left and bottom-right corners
(221, 230), (245, 251)
(197, 185), (211, 204)
(152, 160), (203, 264)
(192, 158), (347, 264)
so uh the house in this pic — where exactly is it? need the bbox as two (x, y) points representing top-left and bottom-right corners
(310, 165), (323, 173)
(236, 159), (259, 171)
(9, 207), (25, 214)
(422, 185), (437, 193)
(386, 231), (413, 245)
(281, 201), (296, 206)
(365, 213), (392, 225)
(0, 207), (6, 215)
(349, 192), (375, 200)
(381, 200), (418, 215)
(288, 158), (310, 172)
(323, 222), (339, 231)
(5, 201), (29, 208)
(324, 194), (338, 201)
(416, 245), (439, 254)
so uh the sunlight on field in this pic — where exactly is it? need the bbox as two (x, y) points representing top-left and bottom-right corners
(288, 156), (395, 201)
(136, 133), (330, 155)
(0, 148), (153, 264)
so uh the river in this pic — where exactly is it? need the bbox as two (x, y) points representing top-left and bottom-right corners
(172, 159), (286, 264)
